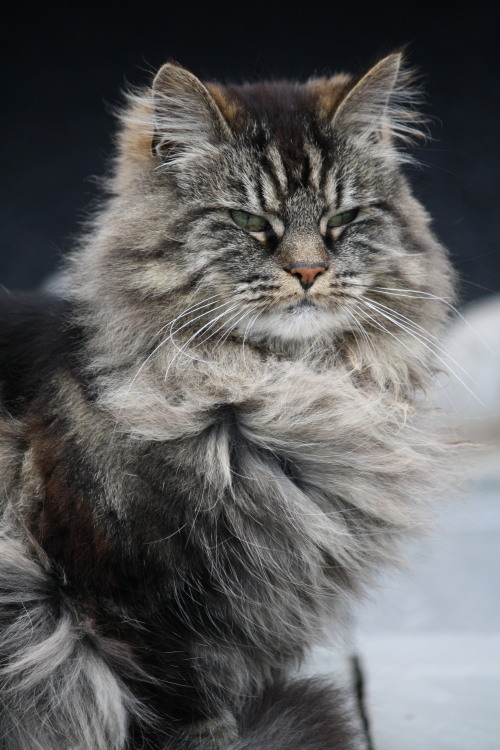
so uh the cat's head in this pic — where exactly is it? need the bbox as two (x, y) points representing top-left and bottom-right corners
(75, 53), (454, 370)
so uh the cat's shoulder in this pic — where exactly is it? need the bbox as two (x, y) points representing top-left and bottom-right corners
(0, 291), (84, 415)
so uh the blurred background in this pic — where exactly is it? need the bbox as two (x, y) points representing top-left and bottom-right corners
(1, 3), (499, 748)
(0, 1), (499, 301)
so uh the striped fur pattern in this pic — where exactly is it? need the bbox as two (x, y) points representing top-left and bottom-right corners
(0, 53), (455, 748)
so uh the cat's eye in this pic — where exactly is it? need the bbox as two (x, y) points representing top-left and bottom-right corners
(326, 208), (359, 229)
(230, 209), (270, 234)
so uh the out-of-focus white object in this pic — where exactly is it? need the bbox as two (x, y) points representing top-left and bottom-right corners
(433, 294), (500, 475)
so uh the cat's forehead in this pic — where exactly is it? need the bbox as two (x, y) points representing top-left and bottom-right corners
(224, 136), (348, 219)
(207, 77), (358, 210)
(254, 149), (330, 220)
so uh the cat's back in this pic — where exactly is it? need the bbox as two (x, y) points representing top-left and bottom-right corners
(0, 291), (82, 417)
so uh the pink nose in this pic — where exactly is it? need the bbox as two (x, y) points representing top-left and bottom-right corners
(285, 262), (328, 290)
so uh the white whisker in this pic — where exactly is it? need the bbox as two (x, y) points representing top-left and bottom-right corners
(340, 303), (378, 363)
(241, 310), (263, 365)
(373, 287), (498, 359)
(213, 306), (257, 352)
(168, 299), (236, 346)
(365, 298), (478, 385)
(191, 304), (253, 353)
(124, 295), (224, 393)
(357, 298), (484, 404)
(165, 303), (241, 379)
(349, 300), (437, 382)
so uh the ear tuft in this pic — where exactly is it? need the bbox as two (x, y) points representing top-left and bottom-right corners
(151, 63), (232, 161)
(333, 53), (427, 148)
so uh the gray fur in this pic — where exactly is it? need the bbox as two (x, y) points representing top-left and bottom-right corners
(0, 53), (457, 748)
(0, 535), (137, 750)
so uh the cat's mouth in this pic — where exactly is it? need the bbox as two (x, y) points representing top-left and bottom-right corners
(287, 298), (317, 311)
(238, 294), (348, 343)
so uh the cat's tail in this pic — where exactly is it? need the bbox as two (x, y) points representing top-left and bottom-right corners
(0, 532), (142, 750)
(232, 678), (366, 750)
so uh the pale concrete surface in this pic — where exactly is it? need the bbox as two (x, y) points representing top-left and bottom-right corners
(358, 633), (500, 750)
(357, 476), (500, 749)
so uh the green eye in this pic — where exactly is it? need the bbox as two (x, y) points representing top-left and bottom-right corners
(327, 208), (359, 229)
(230, 209), (270, 233)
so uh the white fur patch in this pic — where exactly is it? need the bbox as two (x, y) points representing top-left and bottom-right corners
(240, 303), (350, 342)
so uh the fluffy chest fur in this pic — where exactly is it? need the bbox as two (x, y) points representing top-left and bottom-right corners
(12, 334), (435, 612)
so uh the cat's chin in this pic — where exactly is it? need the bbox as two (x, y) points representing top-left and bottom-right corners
(238, 301), (349, 343)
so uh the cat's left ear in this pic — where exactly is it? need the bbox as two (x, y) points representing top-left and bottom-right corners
(332, 53), (425, 148)
(151, 62), (233, 161)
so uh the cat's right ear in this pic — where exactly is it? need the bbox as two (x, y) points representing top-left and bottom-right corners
(151, 63), (232, 162)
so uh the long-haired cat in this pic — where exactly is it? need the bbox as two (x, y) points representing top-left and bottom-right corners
(0, 52), (455, 749)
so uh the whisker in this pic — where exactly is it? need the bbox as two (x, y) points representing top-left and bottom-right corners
(349, 300), (437, 383)
(365, 298), (477, 385)
(165, 304), (241, 379)
(124, 295), (224, 392)
(168, 299), (236, 344)
(213, 306), (257, 352)
(241, 310), (264, 365)
(342, 282), (498, 363)
(340, 304), (379, 363)
(190, 304), (254, 353)
(373, 287), (498, 359)
(356, 298), (484, 404)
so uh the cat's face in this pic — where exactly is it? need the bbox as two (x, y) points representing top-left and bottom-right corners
(159, 121), (418, 344)
(87, 55), (452, 361)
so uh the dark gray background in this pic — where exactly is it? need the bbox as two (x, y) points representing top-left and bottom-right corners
(1, 2), (498, 304)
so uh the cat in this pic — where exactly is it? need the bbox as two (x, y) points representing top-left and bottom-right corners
(0, 52), (456, 749)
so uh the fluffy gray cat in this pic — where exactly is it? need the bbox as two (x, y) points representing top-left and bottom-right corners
(0, 52), (456, 748)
